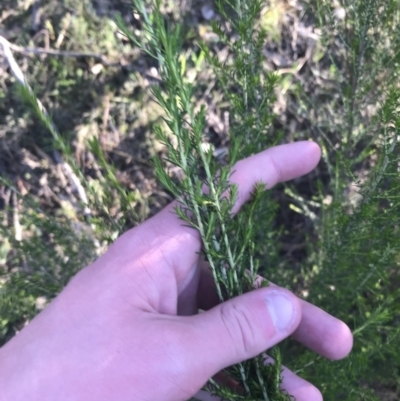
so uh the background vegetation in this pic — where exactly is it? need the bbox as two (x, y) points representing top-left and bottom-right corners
(0, 0), (399, 400)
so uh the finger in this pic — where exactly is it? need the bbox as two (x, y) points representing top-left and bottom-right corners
(154, 140), (321, 233)
(194, 362), (323, 401)
(292, 299), (353, 360)
(197, 265), (353, 360)
(229, 141), (321, 214)
(189, 286), (302, 373)
(278, 363), (323, 401)
(100, 142), (320, 295)
(120, 142), (321, 282)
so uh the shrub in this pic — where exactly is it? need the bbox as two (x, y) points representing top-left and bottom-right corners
(0, 0), (399, 399)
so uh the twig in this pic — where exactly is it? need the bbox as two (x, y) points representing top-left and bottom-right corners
(0, 35), (119, 66)
(53, 151), (91, 217)
(55, 12), (71, 49)
(1, 187), (11, 227)
(101, 95), (111, 139)
(0, 36), (27, 85)
(0, 34), (164, 83)
(31, 29), (50, 50)
(12, 192), (22, 241)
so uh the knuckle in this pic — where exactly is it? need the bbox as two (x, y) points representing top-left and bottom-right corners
(219, 301), (258, 358)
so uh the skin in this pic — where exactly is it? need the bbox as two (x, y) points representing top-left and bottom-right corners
(0, 141), (353, 401)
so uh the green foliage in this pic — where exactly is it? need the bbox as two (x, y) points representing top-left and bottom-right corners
(116, 1), (294, 400)
(0, 197), (97, 345)
(205, 0), (280, 153)
(286, 90), (400, 401)
(278, 1), (400, 399)
(1, 0), (400, 400)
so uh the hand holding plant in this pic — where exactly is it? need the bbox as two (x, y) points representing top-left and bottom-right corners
(0, 142), (352, 401)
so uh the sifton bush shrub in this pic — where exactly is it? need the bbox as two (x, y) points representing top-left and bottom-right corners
(0, 0), (399, 400)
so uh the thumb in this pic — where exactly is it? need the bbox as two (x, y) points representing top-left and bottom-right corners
(191, 287), (301, 374)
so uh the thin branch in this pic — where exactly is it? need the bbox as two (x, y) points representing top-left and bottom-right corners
(12, 192), (22, 242)
(53, 151), (91, 217)
(0, 35), (163, 83)
(1, 35), (119, 66)
(0, 36), (27, 85)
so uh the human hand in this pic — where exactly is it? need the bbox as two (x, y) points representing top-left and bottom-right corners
(0, 141), (352, 401)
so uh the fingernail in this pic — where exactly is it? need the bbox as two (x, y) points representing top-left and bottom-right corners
(266, 291), (296, 332)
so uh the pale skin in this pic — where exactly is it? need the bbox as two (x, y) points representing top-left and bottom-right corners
(0, 141), (353, 401)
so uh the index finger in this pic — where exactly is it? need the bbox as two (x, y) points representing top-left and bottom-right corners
(106, 142), (321, 287)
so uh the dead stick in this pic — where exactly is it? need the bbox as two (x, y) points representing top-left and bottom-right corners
(2, 36), (119, 66)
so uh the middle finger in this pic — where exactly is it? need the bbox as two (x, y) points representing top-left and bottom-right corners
(197, 264), (353, 360)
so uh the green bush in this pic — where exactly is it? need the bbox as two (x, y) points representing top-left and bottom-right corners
(0, 0), (399, 399)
